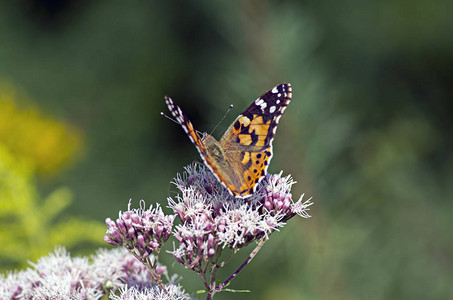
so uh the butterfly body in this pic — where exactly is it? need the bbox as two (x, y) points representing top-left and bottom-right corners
(165, 83), (292, 198)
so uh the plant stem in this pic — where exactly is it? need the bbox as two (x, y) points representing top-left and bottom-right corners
(218, 248), (236, 268)
(129, 250), (169, 295)
(215, 236), (267, 292)
(201, 275), (210, 291)
(205, 248), (223, 300)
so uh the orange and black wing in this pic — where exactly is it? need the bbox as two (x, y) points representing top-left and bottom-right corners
(165, 96), (235, 195)
(220, 83), (292, 197)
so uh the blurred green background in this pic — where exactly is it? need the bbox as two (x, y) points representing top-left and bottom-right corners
(1, 0), (452, 299)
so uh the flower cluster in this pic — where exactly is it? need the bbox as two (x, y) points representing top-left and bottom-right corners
(168, 164), (312, 270)
(262, 171), (313, 221)
(111, 283), (189, 300)
(0, 247), (189, 300)
(101, 163), (312, 297)
(105, 201), (175, 260)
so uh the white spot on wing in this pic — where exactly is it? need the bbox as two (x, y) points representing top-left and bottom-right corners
(255, 98), (267, 111)
(269, 106), (276, 113)
(272, 86), (278, 93)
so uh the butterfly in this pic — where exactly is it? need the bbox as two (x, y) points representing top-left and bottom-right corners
(165, 83), (292, 198)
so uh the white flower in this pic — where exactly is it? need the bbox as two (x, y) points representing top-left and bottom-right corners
(1, 247), (184, 300)
(109, 283), (191, 300)
(291, 194), (313, 219)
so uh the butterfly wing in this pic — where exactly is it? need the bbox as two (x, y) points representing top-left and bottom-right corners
(165, 96), (239, 195)
(164, 96), (208, 159)
(219, 83), (292, 197)
(165, 83), (292, 198)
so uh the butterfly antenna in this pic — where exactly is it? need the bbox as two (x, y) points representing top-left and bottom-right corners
(160, 112), (179, 125)
(210, 104), (233, 136)
(160, 111), (204, 136)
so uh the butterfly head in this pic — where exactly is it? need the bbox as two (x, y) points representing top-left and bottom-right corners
(201, 135), (224, 161)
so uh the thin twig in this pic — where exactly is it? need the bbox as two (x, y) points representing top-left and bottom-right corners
(215, 236), (268, 292)
(218, 248), (237, 268)
(128, 250), (169, 295)
(205, 248), (222, 299)
(199, 261), (210, 291)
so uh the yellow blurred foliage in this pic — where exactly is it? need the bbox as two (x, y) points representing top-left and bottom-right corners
(0, 82), (82, 174)
(0, 81), (105, 271)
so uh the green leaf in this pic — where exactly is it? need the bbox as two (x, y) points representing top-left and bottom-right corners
(222, 288), (251, 293)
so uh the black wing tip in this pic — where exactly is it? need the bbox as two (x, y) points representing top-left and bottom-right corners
(274, 82), (291, 88)
(164, 95), (173, 105)
(266, 83), (292, 98)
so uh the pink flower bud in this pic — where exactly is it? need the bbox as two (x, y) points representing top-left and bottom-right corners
(126, 227), (134, 239)
(137, 234), (145, 249)
(156, 266), (167, 275)
(130, 213), (140, 224)
(104, 235), (119, 245)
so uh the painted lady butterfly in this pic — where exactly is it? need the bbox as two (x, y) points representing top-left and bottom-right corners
(165, 83), (292, 198)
